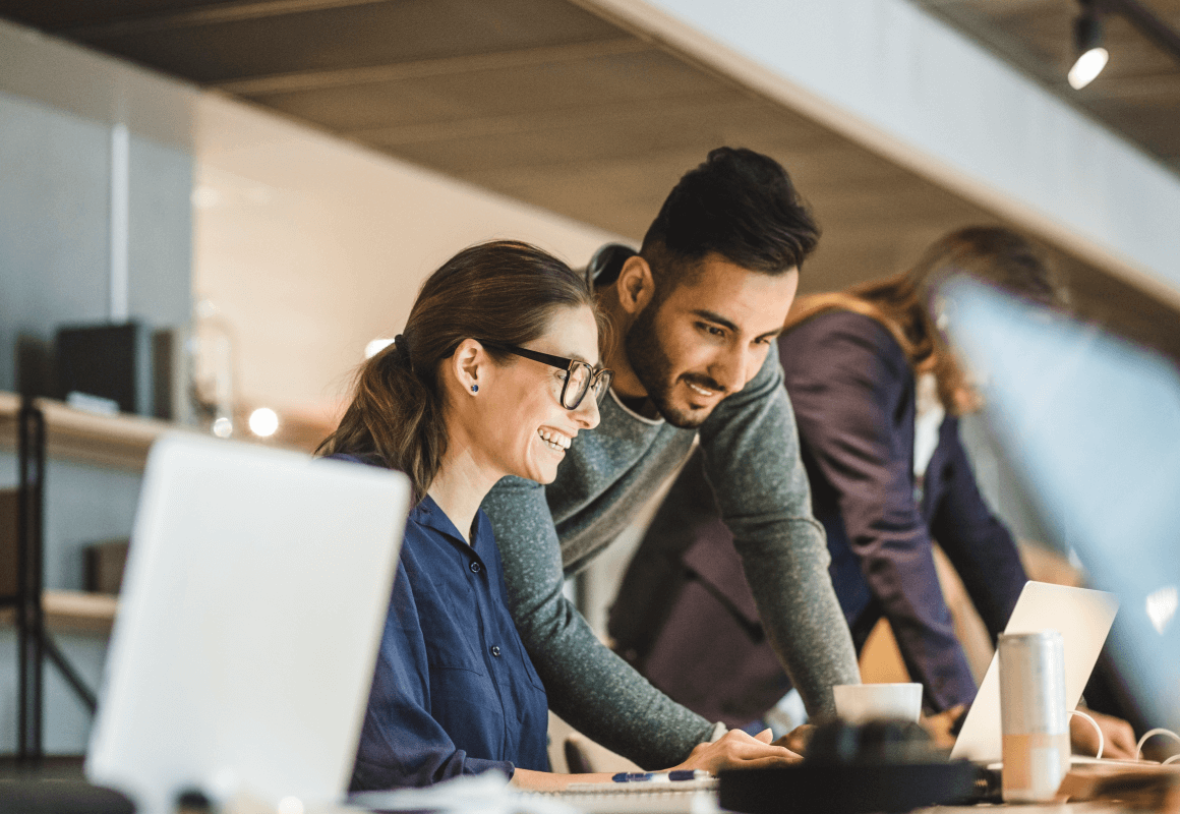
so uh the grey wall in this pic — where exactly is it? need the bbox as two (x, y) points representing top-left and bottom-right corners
(0, 453), (144, 753)
(1, 26), (195, 754)
(0, 89), (193, 394)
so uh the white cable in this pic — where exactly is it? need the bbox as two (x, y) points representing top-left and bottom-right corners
(1136, 727), (1180, 761)
(1068, 709), (1104, 760)
(1165, 755), (1180, 765)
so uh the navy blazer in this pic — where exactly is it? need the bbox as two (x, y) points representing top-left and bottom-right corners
(609, 310), (1027, 719)
(787, 311), (1026, 710)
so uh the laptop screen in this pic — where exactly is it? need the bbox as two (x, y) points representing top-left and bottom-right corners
(86, 435), (410, 814)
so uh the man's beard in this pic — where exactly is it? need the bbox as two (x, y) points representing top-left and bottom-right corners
(624, 305), (724, 430)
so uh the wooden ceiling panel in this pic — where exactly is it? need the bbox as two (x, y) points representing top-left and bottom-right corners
(248, 46), (734, 132)
(0, 0), (224, 31)
(802, 239), (915, 293)
(1098, 17), (1180, 78)
(1087, 97), (1180, 159)
(775, 144), (915, 198)
(365, 97), (833, 175)
(477, 149), (703, 203)
(812, 184), (983, 232)
(460, 148), (720, 237)
(66, 0), (621, 85)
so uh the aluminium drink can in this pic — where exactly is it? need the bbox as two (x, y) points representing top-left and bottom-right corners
(998, 630), (1070, 802)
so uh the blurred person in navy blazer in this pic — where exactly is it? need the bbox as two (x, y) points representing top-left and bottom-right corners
(610, 226), (1137, 757)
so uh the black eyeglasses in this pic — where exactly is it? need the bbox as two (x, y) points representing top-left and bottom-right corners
(482, 342), (613, 410)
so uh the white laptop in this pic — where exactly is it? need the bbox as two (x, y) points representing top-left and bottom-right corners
(86, 434), (411, 814)
(950, 581), (1118, 763)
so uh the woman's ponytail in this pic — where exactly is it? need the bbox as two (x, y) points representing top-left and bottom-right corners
(319, 333), (448, 500)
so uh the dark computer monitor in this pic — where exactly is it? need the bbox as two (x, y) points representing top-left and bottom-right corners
(56, 322), (152, 415)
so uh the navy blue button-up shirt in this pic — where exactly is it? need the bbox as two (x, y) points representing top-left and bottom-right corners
(349, 493), (550, 789)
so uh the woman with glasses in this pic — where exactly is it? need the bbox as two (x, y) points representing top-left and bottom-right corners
(319, 240), (798, 790)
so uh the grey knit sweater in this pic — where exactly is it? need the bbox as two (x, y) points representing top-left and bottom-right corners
(481, 341), (859, 770)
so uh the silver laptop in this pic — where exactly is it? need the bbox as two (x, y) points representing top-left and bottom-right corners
(86, 434), (410, 814)
(950, 581), (1118, 763)
(942, 277), (1180, 749)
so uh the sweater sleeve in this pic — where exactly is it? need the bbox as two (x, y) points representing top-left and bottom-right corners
(781, 312), (975, 710)
(697, 340), (860, 720)
(482, 475), (717, 769)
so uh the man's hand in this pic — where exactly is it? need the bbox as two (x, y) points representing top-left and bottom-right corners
(1071, 707), (1137, 759)
(921, 704), (968, 750)
(771, 725), (816, 756)
(675, 729), (802, 773)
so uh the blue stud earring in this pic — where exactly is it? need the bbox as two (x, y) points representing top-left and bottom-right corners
(471, 384), (479, 393)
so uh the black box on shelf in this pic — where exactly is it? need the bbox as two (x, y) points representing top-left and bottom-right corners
(56, 322), (152, 416)
(85, 539), (130, 596)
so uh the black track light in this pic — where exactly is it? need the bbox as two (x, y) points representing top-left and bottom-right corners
(1069, 0), (1109, 89)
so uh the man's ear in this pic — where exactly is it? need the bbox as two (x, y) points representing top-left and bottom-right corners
(615, 255), (656, 316)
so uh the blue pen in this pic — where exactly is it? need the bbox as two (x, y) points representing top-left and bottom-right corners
(612, 770), (711, 782)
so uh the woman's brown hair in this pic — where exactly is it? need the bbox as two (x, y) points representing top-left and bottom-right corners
(785, 226), (1066, 414)
(318, 240), (598, 497)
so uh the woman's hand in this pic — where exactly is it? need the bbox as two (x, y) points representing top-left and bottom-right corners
(674, 728), (802, 773)
(1071, 707), (1137, 759)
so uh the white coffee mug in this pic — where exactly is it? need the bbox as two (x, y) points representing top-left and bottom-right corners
(833, 683), (923, 724)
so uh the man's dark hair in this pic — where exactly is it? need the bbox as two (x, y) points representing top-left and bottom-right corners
(640, 146), (820, 285)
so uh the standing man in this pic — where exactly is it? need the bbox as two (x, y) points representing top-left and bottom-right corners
(482, 147), (859, 770)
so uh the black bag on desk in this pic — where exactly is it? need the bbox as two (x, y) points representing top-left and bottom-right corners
(720, 720), (986, 814)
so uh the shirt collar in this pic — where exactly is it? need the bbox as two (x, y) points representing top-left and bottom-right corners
(608, 387), (664, 426)
(410, 494), (491, 554)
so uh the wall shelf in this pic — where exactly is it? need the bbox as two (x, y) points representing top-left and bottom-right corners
(0, 392), (331, 465)
(0, 590), (116, 636)
(0, 392), (186, 471)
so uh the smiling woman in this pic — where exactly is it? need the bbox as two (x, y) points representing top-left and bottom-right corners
(316, 240), (801, 790)
(319, 240), (603, 503)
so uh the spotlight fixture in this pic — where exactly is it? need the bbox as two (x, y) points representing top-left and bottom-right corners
(1069, 0), (1109, 90)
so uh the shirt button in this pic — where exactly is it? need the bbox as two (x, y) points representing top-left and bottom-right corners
(490, 645), (501, 657)
(470, 561), (481, 573)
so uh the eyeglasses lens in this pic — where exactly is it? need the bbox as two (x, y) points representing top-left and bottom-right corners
(593, 370), (612, 401)
(564, 364), (590, 409)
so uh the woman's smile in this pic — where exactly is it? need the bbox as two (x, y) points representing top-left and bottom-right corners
(538, 427), (573, 453)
